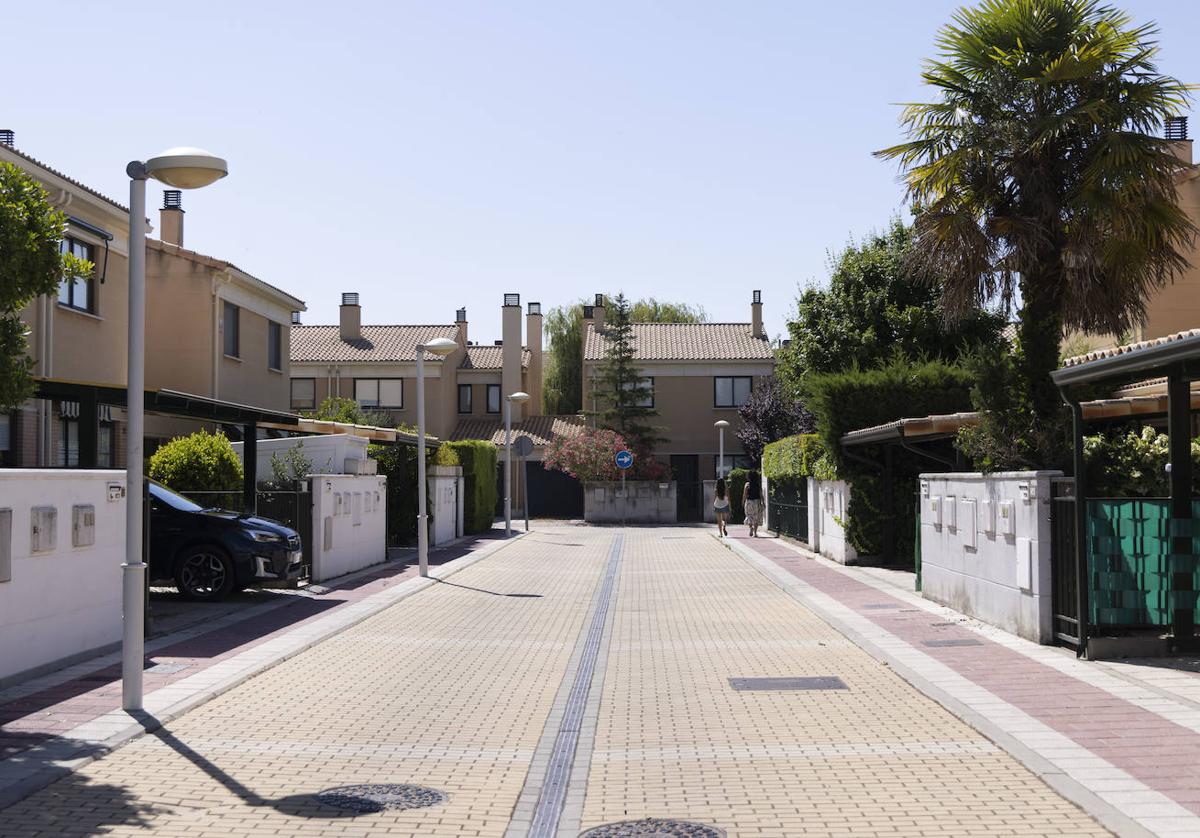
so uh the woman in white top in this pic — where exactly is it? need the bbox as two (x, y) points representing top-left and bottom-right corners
(713, 478), (730, 537)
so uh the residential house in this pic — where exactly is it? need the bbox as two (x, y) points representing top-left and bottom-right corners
(289, 292), (544, 441)
(0, 132), (304, 467)
(582, 291), (777, 520)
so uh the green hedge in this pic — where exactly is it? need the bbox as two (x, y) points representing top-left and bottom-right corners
(762, 433), (836, 482)
(726, 468), (749, 524)
(804, 358), (974, 560)
(371, 442), (419, 546)
(446, 440), (499, 533)
(148, 430), (243, 493)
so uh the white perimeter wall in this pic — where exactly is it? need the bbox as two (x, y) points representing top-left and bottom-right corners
(920, 471), (1061, 644)
(232, 434), (373, 478)
(810, 479), (856, 564)
(311, 474), (388, 582)
(0, 470), (127, 682)
(584, 481), (676, 523)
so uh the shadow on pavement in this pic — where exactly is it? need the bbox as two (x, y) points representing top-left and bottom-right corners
(0, 766), (167, 831)
(435, 579), (543, 598)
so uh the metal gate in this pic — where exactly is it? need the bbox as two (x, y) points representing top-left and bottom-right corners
(670, 455), (702, 522)
(257, 486), (314, 581)
(1050, 478), (1080, 648)
(767, 477), (808, 542)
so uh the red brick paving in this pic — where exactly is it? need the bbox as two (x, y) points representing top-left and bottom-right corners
(734, 533), (1200, 816)
(0, 533), (502, 763)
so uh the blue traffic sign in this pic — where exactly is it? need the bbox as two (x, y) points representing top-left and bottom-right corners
(615, 449), (634, 470)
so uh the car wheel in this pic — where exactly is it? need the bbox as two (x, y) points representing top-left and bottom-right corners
(174, 546), (236, 602)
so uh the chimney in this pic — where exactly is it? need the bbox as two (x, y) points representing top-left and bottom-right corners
(291, 311), (302, 325)
(592, 293), (606, 332)
(455, 306), (468, 346)
(502, 293), (523, 421)
(0, 130), (13, 147)
(751, 289), (764, 339)
(1166, 116), (1193, 165)
(340, 292), (362, 341)
(526, 301), (544, 417)
(159, 190), (184, 247)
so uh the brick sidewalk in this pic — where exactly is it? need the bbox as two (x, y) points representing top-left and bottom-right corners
(0, 531), (503, 767)
(731, 531), (1200, 837)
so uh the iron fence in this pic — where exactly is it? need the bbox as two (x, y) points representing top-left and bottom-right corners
(768, 478), (808, 542)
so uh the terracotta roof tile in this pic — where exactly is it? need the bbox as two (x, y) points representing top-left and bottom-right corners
(583, 323), (774, 362)
(1060, 329), (1200, 368)
(450, 414), (587, 447)
(461, 345), (530, 370)
(291, 325), (461, 363)
(0, 143), (128, 213)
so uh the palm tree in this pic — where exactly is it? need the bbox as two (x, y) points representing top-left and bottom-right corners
(876, 0), (1195, 423)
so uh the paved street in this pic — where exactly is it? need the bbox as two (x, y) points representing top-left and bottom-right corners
(0, 524), (1117, 837)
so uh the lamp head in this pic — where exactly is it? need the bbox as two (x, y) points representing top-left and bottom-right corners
(507, 391), (531, 403)
(714, 419), (730, 429)
(421, 337), (458, 357)
(144, 147), (228, 189)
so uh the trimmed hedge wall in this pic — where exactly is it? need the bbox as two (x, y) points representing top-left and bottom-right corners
(446, 440), (499, 533)
(761, 433), (835, 482)
(726, 468), (749, 524)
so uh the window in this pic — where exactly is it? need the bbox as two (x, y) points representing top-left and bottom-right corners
(458, 384), (473, 414)
(355, 378), (403, 408)
(715, 454), (754, 477)
(58, 417), (79, 467)
(223, 301), (240, 358)
(714, 376), (752, 408)
(486, 384), (501, 414)
(58, 237), (95, 313)
(98, 422), (114, 468)
(291, 378), (316, 411)
(622, 376), (654, 408)
(268, 321), (282, 370)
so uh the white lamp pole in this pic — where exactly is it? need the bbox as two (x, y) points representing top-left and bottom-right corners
(416, 337), (458, 577)
(714, 419), (730, 479)
(122, 148), (227, 712)
(504, 391), (530, 536)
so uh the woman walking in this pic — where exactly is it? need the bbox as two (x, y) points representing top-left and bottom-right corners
(742, 470), (763, 537)
(713, 478), (730, 537)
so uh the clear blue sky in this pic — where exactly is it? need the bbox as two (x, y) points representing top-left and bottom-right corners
(6, 1), (1199, 343)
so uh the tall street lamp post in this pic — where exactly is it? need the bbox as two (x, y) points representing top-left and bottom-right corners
(714, 419), (730, 479)
(123, 148), (227, 712)
(416, 337), (459, 577)
(504, 391), (530, 536)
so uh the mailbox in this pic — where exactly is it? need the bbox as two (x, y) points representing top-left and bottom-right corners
(31, 506), (56, 553)
(72, 505), (96, 547)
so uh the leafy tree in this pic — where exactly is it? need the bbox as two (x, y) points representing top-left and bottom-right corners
(148, 430), (244, 492)
(0, 162), (92, 409)
(307, 395), (404, 430)
(735, 378), (816, 466)
(589, 293), (660, 451)
(777, 220), (1004, 394)
(876, 0), (1196, 436)
(544, 427), (668, 482)
(543, 295), (705, 415)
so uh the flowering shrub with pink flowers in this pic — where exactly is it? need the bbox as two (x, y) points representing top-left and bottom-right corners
(544, 427), (670, 482)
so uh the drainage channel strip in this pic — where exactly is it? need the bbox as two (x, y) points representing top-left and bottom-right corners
(523, 533), (624, 838)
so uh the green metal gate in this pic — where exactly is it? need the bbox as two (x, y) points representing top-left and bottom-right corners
(768, 478), (808, 542)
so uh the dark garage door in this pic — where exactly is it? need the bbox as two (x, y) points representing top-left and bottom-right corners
(526, 461), (584, 519)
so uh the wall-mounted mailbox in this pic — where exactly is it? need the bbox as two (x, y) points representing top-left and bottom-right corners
(944, 496), (957, 529)
(0, 508), (11, 583)
(980, 499), (996, 534)
(930, 496), (942, 526)
(998, 500), (1016, 536)
(1016, 537), (1033, 591)
(31, 506), (57, 553)
(72, 505), (96, 547)
(107, 483), (125, 502)
(961, 499), (977, 549)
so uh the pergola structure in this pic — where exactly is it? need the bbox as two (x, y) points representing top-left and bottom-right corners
(1052, 329), (1200, 654)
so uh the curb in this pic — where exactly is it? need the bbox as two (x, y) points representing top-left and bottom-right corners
(713, 533), (1153, 838)
(0, 532), (526, 812)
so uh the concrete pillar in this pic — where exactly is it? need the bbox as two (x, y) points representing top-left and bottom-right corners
(502, 294), (523, 421)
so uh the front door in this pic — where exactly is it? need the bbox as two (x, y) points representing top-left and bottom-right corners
(671, 455), (701, 522)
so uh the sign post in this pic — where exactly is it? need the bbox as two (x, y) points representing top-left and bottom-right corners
(615, 449), (634, 526)
(515, 435), (534, 531)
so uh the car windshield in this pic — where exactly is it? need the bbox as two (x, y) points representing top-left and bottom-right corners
(149, 481), (206, 513)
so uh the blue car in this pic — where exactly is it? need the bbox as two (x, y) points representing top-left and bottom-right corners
(148, 481), (303, 601)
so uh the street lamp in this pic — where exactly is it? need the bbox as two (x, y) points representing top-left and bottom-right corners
(123, 148), (227, 712)
(504, 391), (530, 536)
(416, 337), (459, 578)
(714, 419), (730, 479)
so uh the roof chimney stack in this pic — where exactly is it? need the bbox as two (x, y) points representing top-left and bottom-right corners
(1166, 116), (1193, 165)
(455, 306), (468, 346)
(160, 190), (184, 247)
(0, 130), (13, 147)
(526, 302), (544, 416)
(340, 292), (362, 342)
(502, 293), (524, 421)
(291, 311), (302, 325)
(592, 293), (606, 332)
(751, 290), (764, 339)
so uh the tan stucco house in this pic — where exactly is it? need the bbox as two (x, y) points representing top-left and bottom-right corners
(0, 132), (305, 467)
(582, 291), (776, 519)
